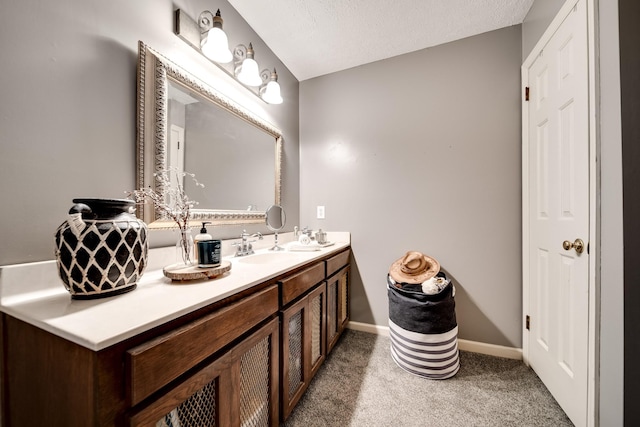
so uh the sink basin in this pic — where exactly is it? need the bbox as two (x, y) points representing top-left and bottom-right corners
(236, 251), (301, 265)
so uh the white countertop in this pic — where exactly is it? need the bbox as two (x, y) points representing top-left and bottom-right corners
(0, 232), (350, 351)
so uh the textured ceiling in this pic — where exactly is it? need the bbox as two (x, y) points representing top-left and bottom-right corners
(228, 0), (534, 81)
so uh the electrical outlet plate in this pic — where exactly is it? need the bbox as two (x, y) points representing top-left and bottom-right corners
(317, 206), (325, 219)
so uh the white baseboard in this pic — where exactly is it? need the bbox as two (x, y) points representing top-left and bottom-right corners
(347, 321), (522, 360)
(348, 321), (390, 336)
(457, 339), (522, 360)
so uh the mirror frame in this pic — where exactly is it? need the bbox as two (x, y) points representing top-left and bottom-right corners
(136, 41), (283, 229)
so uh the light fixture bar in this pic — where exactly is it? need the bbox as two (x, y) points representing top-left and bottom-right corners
(174, 9), (282, 104)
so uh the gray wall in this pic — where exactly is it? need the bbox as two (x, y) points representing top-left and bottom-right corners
(300, 26), (523, 347)
(522, 0), (565, 60)
(0, 0), (300, 266)
(522, 0), (625, 425)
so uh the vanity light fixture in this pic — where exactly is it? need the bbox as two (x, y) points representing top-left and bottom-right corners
(199, 9), (233, 63)
(174, 9), (284, 104)
(234, 43), (262, 87)
(260, 68), (283, 105)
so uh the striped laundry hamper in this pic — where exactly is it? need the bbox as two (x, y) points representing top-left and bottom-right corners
(387, 272), (460, 379)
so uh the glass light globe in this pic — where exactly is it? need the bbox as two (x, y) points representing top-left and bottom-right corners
(201, 28), (233, 63)
(237, 58), (262, 86)
(261, 81), (283, 104)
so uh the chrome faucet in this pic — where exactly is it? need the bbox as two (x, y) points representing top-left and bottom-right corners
(233, 230), (263, 256)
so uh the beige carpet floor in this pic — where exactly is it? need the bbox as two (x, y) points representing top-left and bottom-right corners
(284, 329), (573, 427)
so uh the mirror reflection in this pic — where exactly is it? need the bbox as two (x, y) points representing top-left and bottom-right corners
(136, 41), (283, 228)
(167, 80), (275, 211)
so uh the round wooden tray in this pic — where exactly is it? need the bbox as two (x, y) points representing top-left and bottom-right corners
(163, 260), (231, 282)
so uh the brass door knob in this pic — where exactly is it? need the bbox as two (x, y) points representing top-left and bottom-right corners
(562, 238), (585, 254)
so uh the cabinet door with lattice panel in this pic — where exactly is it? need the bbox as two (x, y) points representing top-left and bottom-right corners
(280, 296), (307, 420)
(238, 317), (280, 427)
(279, 282), (326, 421)
(129, 318), (279, 427)
(307, 283), (326, 379)
(327, 266), (349, 354)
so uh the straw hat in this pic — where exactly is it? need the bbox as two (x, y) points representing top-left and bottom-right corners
(389, 251), (440, 284)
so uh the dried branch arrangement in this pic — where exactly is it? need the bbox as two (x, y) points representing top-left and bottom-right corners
(128, 168), (204, 264)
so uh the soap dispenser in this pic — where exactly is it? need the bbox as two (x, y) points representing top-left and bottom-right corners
(194, 222), (212, 263)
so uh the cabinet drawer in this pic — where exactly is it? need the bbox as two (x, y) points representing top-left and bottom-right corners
(280, 262), (325, 306)
(126, 285), (278, 406)
(326, 249), (350, 278)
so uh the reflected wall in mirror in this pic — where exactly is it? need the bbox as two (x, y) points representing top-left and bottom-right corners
(136, 41), (283, 228)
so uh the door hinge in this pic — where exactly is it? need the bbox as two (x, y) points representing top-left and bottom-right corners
(526, 315), (531, 330)
(525, 87), (530, 101)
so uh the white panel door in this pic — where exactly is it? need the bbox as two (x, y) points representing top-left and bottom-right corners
(525, 1), (589, 426)
(168, 125), (185, 206)
(169, 124), (185, 178)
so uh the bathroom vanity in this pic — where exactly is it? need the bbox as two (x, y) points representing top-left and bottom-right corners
(0, 233), (350, 426)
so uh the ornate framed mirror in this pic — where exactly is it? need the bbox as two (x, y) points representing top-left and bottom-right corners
(136, 41), (283, 228)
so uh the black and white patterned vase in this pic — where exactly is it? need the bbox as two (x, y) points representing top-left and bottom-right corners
(54, 198), (148, 299)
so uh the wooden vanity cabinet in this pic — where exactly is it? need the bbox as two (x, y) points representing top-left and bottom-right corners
(1, 283), (280, 427)
(0, 246), (351, 427)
